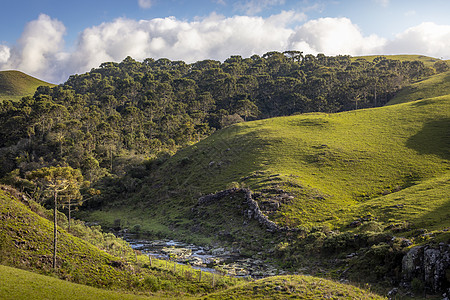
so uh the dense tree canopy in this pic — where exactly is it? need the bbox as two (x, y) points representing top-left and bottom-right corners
(0, 52), (441, 188)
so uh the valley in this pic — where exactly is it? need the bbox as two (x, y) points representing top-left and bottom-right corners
(0, 53), (449, 299)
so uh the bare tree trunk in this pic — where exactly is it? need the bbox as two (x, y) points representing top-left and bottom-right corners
(53, 191), (58, 269)
(68, 199), (71, 234)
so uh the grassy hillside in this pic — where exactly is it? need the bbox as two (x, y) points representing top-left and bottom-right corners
(0, 70), (55, 101)
(354, 54), (441, 67)
(201, 275), (385, 300)
(0, 187), (240, 298)
(0, 265), (155, 300)
(90, 93), (449, 242)
(388, 70), (450, 105)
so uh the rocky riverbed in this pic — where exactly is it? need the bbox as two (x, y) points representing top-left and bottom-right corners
(122, 235), (286, 278)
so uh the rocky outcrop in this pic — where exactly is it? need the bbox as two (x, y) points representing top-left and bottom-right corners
(401, 243), (450, 294)
(197, 188), (294, 232)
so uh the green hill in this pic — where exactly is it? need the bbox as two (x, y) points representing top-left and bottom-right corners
(354, 54), (441, 67)
(201, 275), (385, 300)
(90, 94), (449, 237)
(0, 265), (154, 300)
(0, 186), (240, 298)
(0, 70), (55, 101)
(388, 70), (450, 105)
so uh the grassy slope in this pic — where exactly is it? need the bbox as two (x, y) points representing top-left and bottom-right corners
(0, 188), (241, 298)
(0, 265), (155, 300)
(88, 90), (449, 248)
(201, 275), (385, 300)
(353, 54), (441, 67)
(388, 70), (450, 105)
(0, 70), (55, 101)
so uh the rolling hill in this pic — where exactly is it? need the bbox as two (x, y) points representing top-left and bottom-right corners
(0, 70), (55, 101)
(90, 94), (449, 239)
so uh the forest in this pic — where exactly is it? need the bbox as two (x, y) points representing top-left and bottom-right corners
(0, 52), (447, 192)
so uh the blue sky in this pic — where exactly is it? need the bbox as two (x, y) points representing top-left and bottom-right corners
(1, 0), (450, 82)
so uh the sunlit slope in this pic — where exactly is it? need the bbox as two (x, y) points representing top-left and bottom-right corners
(354, 54), (441, 66)
(201, 275), (385, 300)
(0, 188), (237, 296)
(388, 70), (450, 105)
(0, 70), (55, 101)
(0, 265), (154, 300)
(142, 95), (449, 230)
(0, 188), (146, 289)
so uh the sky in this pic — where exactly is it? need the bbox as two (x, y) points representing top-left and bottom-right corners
(1, 0), (450, 83)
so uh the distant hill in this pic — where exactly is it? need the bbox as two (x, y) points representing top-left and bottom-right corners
(0, 70), (55, 101)
(388, 70), (450, 105)
(354, 54), (441, 67)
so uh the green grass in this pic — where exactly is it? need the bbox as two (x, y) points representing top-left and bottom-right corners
(388, 71), (450, 105)
(0, 70), (55, 101)
(201, 275), (385, 299)
(0, 187), (241, 297)
(353, 54), (441, 67)
(109, 94), (449, 237)
(0, 265), (157, 300)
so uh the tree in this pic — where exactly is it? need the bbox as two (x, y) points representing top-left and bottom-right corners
(27, 167), (84, 269)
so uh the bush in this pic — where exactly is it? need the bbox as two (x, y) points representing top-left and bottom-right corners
(144, 275), (161, 292)
(359, 221), (384, 233)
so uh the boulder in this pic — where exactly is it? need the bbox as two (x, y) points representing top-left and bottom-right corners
(402, 243), (450, 294)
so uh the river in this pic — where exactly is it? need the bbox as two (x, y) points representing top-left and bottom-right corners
(121, 234), (286, 278)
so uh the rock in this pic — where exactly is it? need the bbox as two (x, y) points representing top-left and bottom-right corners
(349, 220), (362, 227)
(387, 288), (398, 298)
(402, 244), (450, 294)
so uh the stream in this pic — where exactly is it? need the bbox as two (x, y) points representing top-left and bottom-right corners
(121, 234), (287, 278)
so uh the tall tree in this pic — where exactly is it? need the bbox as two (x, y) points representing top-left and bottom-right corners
(27, 167), (84, 269)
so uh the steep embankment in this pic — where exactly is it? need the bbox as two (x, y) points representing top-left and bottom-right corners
(0, 70), (55, 101)
(90, 93), (449, 242)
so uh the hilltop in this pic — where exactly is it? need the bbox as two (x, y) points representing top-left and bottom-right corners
(0, 70), (55, 101)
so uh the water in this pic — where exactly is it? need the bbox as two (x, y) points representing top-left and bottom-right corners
(121, 234), (285, 278)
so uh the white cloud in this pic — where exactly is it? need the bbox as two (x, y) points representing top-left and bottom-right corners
(384, 22), (450, 58)
(138, 0), (153, 9)
(0, 45), (10, 64)
(1, 13), (450, 83)
(0, 14), (66, 81)
(288, 17), (386, 56)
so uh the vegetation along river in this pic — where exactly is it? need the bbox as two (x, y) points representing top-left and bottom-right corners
(122, 234), (286, 278)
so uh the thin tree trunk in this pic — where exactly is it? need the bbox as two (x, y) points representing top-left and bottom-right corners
(68, 199), (71, 234)
(53, 191), (58, 269)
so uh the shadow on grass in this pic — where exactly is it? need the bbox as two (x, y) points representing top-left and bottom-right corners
(411, 197), (450, 232)
(406, 118), (450, 159)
